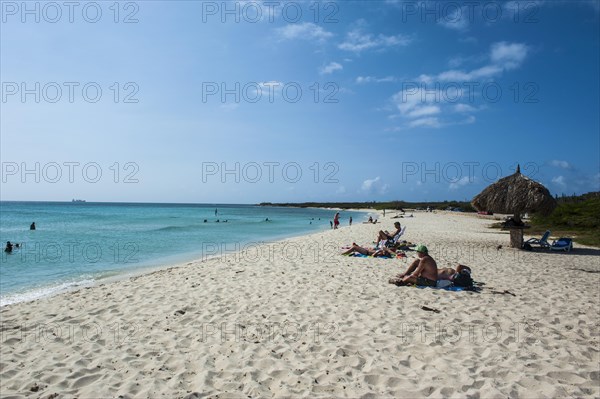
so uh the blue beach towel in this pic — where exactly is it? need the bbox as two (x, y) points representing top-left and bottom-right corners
(414, 284), (482, 292)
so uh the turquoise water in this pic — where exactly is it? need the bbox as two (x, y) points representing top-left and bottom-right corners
(0, 202), (364, 306)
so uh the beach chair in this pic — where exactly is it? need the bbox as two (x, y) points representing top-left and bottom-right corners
(384, 226), (407, 248)
(525, 230), (551, 249)
(551, 237), (573, 252)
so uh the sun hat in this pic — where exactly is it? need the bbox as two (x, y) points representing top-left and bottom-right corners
(415, 244), (428, 254)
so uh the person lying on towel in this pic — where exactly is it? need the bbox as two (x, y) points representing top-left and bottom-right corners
(437, 264), (473, 287)
(437, 264), (471, 280)
(342, 243), (398, 258)
(388, 244), (437, 287)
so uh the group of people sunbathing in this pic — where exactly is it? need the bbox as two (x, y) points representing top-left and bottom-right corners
(342, 221), (404, 257)
(387, 244), (472, 288)
(342, 222), (474, 288)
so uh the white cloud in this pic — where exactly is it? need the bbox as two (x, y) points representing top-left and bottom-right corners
(361, 177), (389, 194)
(550, 160), (571, 169)
(361, 177), (380, 191)
(419, 42), (528, 84)
(448, 56), (466, 68)
(490, 42), (529, 70)
(449, 176), (473, 190)
(427, 64), (505, 83)
(438, 6), (470, 31)
(339, 22), (411, 53)
(392, 87), (451, 116)
(552, 176), (566, 187)
(250, 81), (284, 99)
(320, 62), (343, 75)
(276, 22), (333, 42)
(336, 186), (346, 194)
(389, 41), (529, 129)
(408, 117), (441, 128)
(462, 115), (476, 124)
(454, 104), (477, 113)
(406, 105), (441, 118)
(356, 76), (396, 84)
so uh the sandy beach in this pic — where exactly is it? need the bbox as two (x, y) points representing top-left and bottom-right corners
(1, 211), (598, 398)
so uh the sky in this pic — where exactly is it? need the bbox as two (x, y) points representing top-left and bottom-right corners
(1, 0), (599, 204)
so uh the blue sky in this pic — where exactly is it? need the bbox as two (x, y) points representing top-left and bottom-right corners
(1, 0), (599, 203)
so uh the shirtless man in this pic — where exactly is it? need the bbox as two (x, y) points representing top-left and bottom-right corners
(376, 222), (401, 243)
(389, 244), (437, 287)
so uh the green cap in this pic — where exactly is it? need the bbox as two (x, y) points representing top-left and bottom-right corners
(415, 244), (428, 254)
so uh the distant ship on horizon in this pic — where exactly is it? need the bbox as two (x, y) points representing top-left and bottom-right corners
(72, 199), (86, 203)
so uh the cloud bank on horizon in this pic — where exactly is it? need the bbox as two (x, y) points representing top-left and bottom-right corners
(1, 0), (598, 203)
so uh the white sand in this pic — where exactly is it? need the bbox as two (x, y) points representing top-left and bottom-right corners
(1, 211), (598, 398)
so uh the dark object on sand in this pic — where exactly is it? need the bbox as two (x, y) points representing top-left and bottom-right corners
(491, 290), (517, 296)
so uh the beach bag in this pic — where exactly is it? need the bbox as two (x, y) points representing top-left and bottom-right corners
(452, 270), (473, 287)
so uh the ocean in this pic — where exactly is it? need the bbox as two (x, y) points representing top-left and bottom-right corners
(0, 202), (366, 306)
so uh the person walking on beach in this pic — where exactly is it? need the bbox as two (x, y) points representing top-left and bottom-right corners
(334, 212), (340, 229)
(388, 244), (437, 287)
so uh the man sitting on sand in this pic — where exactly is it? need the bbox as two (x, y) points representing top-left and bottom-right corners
(388, 244), (437, 287)
(376, 222), (401, 244)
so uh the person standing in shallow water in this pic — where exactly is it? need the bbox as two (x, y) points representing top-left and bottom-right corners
(333, 212), (340, 229)
(349, 216), (352, 226)
(30, 222), (36, 230)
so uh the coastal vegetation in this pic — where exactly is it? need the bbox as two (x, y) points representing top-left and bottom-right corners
(529, 192), (600, 246)
(261, 191), (600, 247)
(259, 200), (476, 212)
